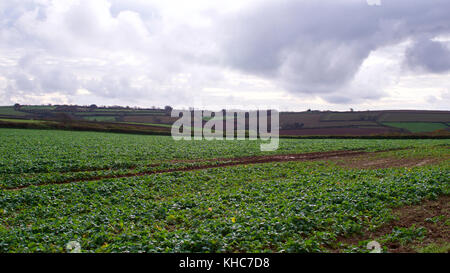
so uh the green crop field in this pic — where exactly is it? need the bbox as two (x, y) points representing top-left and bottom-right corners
(117, 121), (173, 128)
(0, 118), (47, 124)
(82, 116), (118, 122)
(20, 106), (57, 110)
(383, 122), (448, 133)
(0, 128), (449, 253)
(0, 107), (28, 116)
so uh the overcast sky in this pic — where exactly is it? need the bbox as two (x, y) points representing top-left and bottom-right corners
(0, 0), (449, 111)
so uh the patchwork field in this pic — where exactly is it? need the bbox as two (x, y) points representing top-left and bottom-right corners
(0, 106), (27, 116)
(0, 129), (449, 253)
(1, 105), (449, 136)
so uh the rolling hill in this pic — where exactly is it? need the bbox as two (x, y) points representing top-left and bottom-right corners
(0, 105), (449, 137)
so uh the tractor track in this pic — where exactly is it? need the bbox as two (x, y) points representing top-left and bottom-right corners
(6, 148), (409, 191)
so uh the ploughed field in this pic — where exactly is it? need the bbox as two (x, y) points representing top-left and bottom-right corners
(0, 128), (449, 253)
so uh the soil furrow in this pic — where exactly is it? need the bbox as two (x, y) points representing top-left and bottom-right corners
(5, 148), (420, 191)
(7, 149), (368, 190)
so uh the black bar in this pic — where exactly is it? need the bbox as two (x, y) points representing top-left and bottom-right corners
(0, 253), (446, 272)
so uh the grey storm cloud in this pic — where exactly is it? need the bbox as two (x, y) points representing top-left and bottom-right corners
(404, 38), (450, 73)
(0, 0), (449, 107)
(218, 0), (450, 97)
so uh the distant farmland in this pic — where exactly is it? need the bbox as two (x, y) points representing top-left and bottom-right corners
(0, 105), (449, 137)
(279, 111), (450, 136)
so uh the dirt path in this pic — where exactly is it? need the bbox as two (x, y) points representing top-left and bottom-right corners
(334, 155), (444, 169)
(9, 149), (369, 190)
(8, 147), (444, 191)
(20, 149), (369, 175)
(334, 195), (450, 253)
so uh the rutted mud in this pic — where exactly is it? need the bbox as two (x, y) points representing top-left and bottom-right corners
(333, 154), (444, 169)
(8, 149), (368, 190)
(8, 147), (444, 191)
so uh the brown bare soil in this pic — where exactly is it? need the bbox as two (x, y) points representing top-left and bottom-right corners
(10, 147), (446, 190)
(23, 149), (368, 175)
(333, 154), (444, 169)
(280, 127), (401, 136)
(280, 112), (380, 128)
(172, 149), (368, 165)
(378, 112), (450, 122)
(334, 195), (450, 253)
(10, 149), (369, 190)
(21, 146), (443, 177)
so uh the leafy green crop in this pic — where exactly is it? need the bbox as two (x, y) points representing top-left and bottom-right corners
(0, 128), (448, 253)
(0, 128), (448, 175)
(1, 161), (448, 252)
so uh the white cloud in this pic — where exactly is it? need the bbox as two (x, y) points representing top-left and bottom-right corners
(0, 0), (449, 110)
